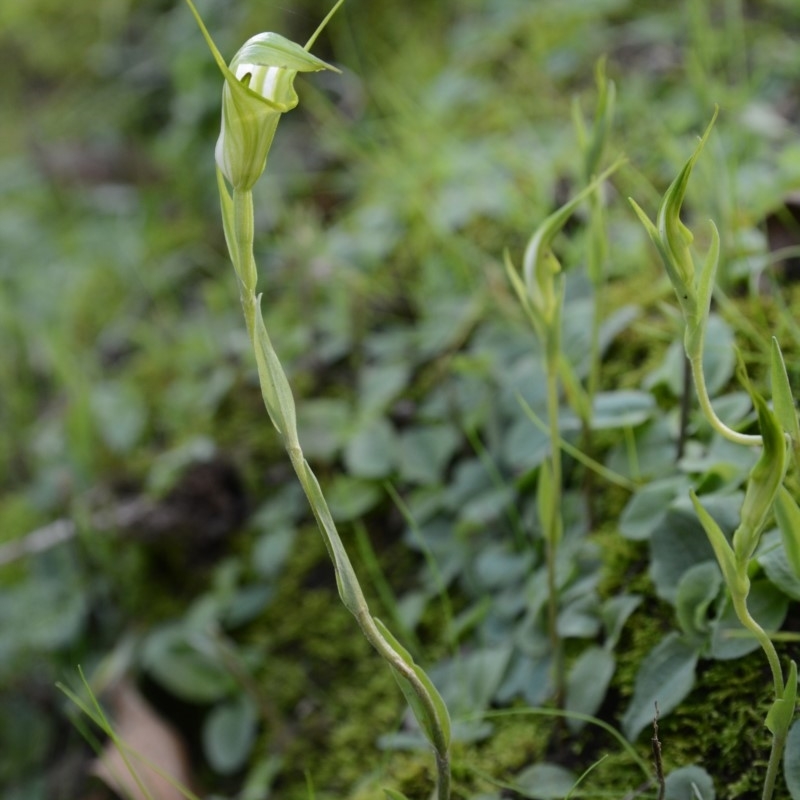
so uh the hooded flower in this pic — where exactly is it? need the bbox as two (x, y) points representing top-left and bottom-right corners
(184, 0), (338, 192)
(216, 32), (337, 191)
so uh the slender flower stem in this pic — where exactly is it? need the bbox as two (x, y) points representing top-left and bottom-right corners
(689, 354), (762, 447)
(229, 187), (451, 799)
(233, 188), (257, 294)
(285, 452), (452, 797)
(762, 727), (788, 800)
(545, 345), (564, 704)
(731, 592), (784, 701)
(583, 276), (603, 525)
(731, 588), (786, 800)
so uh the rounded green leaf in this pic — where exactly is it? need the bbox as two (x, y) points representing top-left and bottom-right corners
(589, 390), (655, 430)
(358, 364), (410, 414)
(621, 633), (698, 741)
(203, 694), (258, 774)
(90, 380), (147, 454)
(397, 424), (461, 484)
(514, 763), (578, 800)
(602, 594), (643, 650)
(344, 418), (397, 478)
(620, 477), (689, 540)
(142, 626), (236, 703)
(664, 765), (715, 800)
(675, 561), (722, 643)
(565, 647), (615, 732)
(758, 530), (800, 600)
(296, 399), (351, 460)
(784, 717), (800, 799)
(650, 494), (738, 603)
(326, 475), (381, 521)
(701, 314), (735, 397)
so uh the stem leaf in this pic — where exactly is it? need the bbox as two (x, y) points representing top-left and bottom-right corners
(690, 491), (743, 597)
(295, 458), (365, 615)
(733, 391), (786, 562)
(767, 660), (797, 736)
(523, 158), (624, 319)
(775, 486), (800, 579)
(373, 618), (451, 751)
(252, 302), (299, 448)
(693, 219), (720, 334)
(771, 337), (800, 441)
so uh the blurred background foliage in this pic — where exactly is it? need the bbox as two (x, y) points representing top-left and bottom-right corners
(3, 0), (800, 798)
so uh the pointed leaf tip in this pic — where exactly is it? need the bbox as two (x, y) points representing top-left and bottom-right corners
(771, 337), (799, 440)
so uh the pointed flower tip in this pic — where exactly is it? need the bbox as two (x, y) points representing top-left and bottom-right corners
(305, 0), (347, 52)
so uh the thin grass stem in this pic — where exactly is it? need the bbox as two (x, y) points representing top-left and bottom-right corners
(461, 707), (652, 779)
(384, 480), (456, 648)
(517, 394), (637, 492)
(465, 427), (526, 549)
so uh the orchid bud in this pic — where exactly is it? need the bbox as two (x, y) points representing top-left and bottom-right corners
(629, 109), (718, 327)
(521, 159), (623, 331)
(185, 1), (338, 191)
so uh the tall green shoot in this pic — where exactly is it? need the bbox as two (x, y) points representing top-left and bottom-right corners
(505, 156), (622, 703)
(632, 114), (800, 800)
(184, 2), (451, 796)
(572, 56), (616, 413)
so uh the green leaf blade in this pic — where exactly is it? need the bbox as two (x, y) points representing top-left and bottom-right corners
(775, 486), (800, 579)
(771, 337), (800, 441)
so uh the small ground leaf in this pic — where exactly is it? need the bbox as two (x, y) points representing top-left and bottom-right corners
(514, 762), (578, 799)
(621, 632), (698, 740)
(664, 765), (715, 800)
(784, 719), (800, 799)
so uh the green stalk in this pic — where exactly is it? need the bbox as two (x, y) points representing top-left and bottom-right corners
(583, 189), (606, 526)
(730, 592), (787, 800)
(228, 183), (451, 800)
(689, 352), (762, 447)
(232, 189), (257, 294)
(188, 2), (450, 793)
(762, 727), (788, 800)
(544, 337), (564, 704)
(730, 593), (784, 699)
(587, 277), (602, 407)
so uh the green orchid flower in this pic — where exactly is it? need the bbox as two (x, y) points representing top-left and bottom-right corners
(185, 2), (338, 191)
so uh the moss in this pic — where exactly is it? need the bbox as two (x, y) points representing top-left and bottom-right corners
(459, 713), (555, 787)
(608, 588), (791, 799)
(241, 521), (414, 799)
(656, 654), (777, 799)
(593, 527), (651, 600)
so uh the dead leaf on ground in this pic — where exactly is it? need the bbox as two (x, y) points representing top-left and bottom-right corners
(89, 679), (195, 800)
